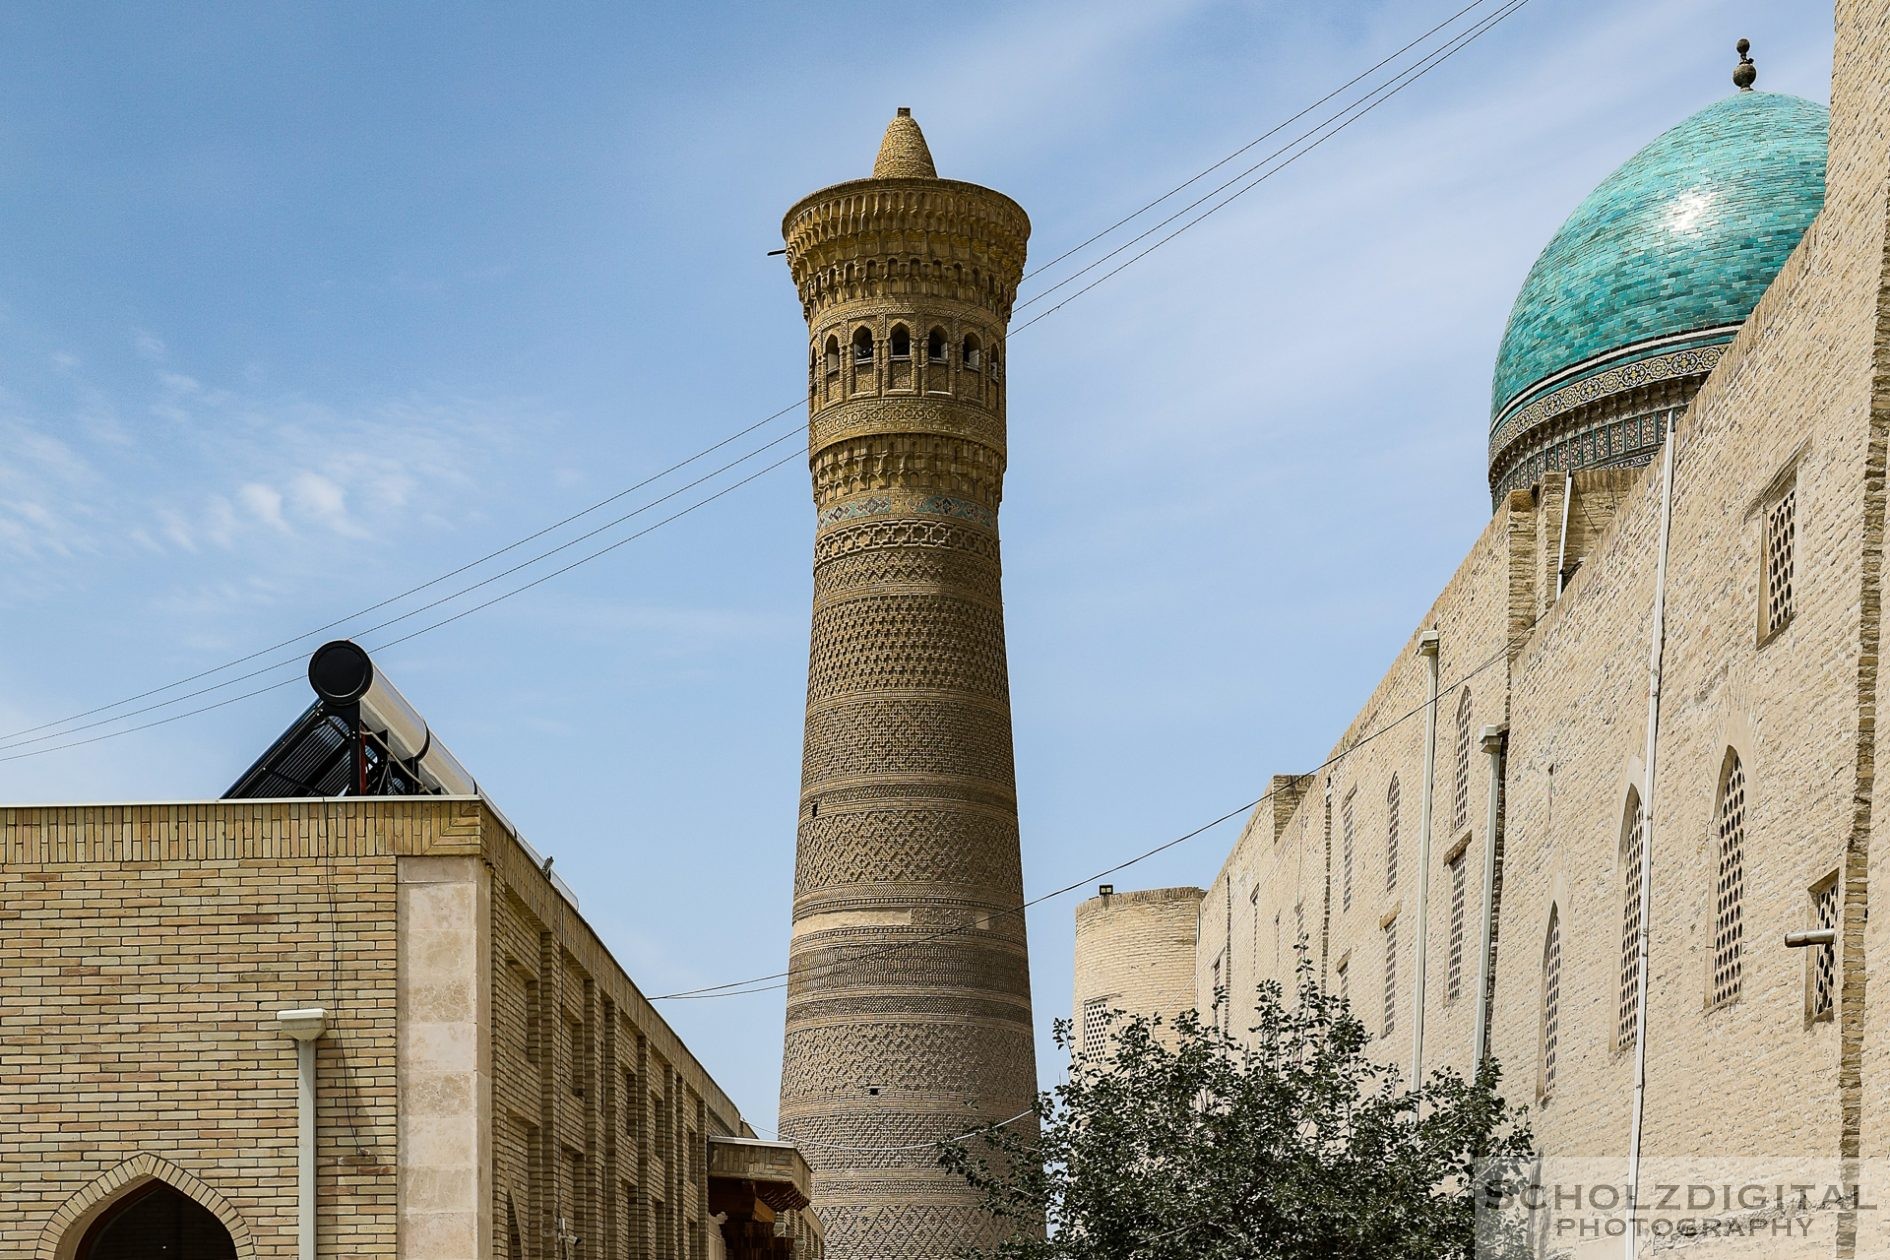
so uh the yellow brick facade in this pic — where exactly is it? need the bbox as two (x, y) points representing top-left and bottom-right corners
(0, 799), (821, 1260)
(1074, 3), (1890, 1254)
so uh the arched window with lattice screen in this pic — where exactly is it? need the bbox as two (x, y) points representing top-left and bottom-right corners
(1341, 788), (1356, 911)
(1618, 788), (1645, 1051)
(1540, 906), (1562, 1100)
(1452, 688), (1473, 834)
(1385, 774), (1401, 893)
(1710, 750), (1747, 1009)
(1383, 917), (1399, 1039)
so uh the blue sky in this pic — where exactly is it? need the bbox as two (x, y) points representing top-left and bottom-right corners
(0, 1), (1834, 1132)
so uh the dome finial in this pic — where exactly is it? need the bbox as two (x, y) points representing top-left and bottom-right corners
(1734, 38), (1757, 91)
(873, 107), (938, 179)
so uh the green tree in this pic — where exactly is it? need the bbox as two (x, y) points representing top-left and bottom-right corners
(941, 957), (1535, 1259)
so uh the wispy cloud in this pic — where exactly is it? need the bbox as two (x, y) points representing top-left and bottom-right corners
(0, 331), (532, 616)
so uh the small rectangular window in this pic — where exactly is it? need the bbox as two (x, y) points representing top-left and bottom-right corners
(1336, 957), (1349, 1009)
(1446, 852), (1468, 1003)
(1765, 484), (1796, 639)
(1080, 996), (1113, 1060)
(1811, 873), (1840, 1021)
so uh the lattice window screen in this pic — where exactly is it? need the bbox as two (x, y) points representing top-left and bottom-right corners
(1812, 877), (1840, 1021)
(1383, 918), (1399, 1039)
(1447, 851), (1468, 1002)
(1293, 901), (1305, 957)
(1453, 688), (1473, 834)
(1080, 996), (1112, 1060)
(1337, 959), (1349, 1009)
(1541, 908), (1562, 1099)
(1342, 789), (1357, 911)
(1766, 487), (1796, 637)
(1618, 792), (1645, 1051)
(1386, 776), (1401, 893)
(1710, 754), (1747, 1009)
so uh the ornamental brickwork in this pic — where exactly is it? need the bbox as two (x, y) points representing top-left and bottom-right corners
(778, 109), (1040, 1259)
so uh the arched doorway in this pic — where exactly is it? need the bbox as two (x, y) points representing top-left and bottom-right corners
(75, 1182), (237, 1260)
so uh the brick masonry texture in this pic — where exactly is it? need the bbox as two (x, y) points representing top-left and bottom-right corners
(778, 111), (1039, 1260)
(1072, 888), (1203, 1054)
(0, 798), (820, 1260)
(1074, 4), (1890, 1255)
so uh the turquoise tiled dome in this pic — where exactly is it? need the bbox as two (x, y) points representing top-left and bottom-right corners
(1491, 91), (1828, 429)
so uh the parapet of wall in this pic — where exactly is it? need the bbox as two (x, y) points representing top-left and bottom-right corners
(1071, 886), (1203, 1053)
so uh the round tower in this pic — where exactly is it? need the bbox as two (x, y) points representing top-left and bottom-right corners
(778, 109), (1038, 1258)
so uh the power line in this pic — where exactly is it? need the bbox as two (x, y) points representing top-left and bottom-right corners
(1011, 0), (1536, 333)
(0, 447), (805, 766)
(0, 0), (1537, 766)
(1016, 0), (1504, 286)
(0, 425), (808, 754)
(0, 0), (1533, 758)
(650, 628), (1525, 1002)
(749, 1106), (1039, 1154)
(0, 397), (809, 748)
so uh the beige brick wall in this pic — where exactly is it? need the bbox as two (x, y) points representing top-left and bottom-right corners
(480, 808), (821, 1260)
(0, 798), (818, 1260)
(1071, 887), (1201, 1052)
(1074, 5), (1890, 1253)
(0, 798), (436, 1258)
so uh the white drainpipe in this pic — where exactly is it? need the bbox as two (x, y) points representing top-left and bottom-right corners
(277, 1008), (328, 1260)
(1625, 413), (1677, 1259)
(1473, 723), (1507, 1071)
(1411, 629), (1441, 1086)
(1555, 471), (1575, 597)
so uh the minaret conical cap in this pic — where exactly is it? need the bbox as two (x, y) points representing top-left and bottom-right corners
(873, 107), (937, 178)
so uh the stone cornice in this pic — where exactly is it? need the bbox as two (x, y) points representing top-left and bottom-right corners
(1489, 341), (1727, 470)
(784, 178), (1029, 320)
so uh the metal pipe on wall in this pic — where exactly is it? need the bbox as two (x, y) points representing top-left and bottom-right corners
(1411, 629), (1441, 1086)
(1625, 412), (1678, 1260)
(277, 1008), (328, 1260)
(1473, 723), (1508, 1071)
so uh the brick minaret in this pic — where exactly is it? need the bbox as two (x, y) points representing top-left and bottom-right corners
(778, 109), (1038, 1258)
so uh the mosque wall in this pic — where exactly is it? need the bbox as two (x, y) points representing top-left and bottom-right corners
(1076, 3), (1890, 1251)
(1189, 489), (1527, 1084)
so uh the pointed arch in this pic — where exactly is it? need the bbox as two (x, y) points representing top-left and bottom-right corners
(926, 326), (948, 362)
(1710, 748), (1748, 1008)
(1452, 687), (1473, 833)
(36, 1154), (257, 1260)
(1539, 904), (1562, 1100)
(888, 323), (911, 358)
(1617, 787), (1645, 1052)
(961, 332), (983, 371)
(1385, 773), (1401, 893)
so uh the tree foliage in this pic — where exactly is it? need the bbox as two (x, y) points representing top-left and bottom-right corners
(941, 957), (1535, 1259)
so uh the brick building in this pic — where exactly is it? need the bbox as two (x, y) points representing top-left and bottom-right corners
(0, 646), (823, 1260)
(1074, 6), (1890, 1256)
